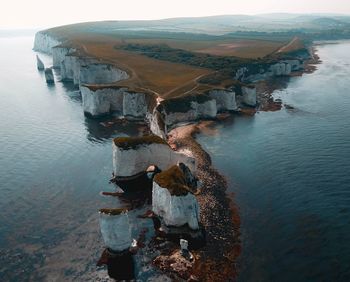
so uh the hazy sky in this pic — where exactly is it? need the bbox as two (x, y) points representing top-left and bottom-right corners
(1, 0), (350, 29)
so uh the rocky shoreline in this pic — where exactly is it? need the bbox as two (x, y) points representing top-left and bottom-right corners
(168, 122), (240, 281)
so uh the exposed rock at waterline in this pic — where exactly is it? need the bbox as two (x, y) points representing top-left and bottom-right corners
(52, 46), (74, 69)
(36, 55), (45, 70)
(44, 68), (54, 83)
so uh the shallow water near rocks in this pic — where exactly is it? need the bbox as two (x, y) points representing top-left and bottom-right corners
(198, 41), (350, 281)
(0, 34), (159, 281)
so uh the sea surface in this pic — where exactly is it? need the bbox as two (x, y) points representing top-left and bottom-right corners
(198, 41), (350, 281)
(0, 34), (155, 281)
(0, 34), (350, 281)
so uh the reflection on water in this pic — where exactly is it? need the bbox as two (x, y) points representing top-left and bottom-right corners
(0, 35), (153, 281)
(198, 41), (350, 281)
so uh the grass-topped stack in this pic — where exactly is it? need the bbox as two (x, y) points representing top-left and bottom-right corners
(152, 164), (200, 230)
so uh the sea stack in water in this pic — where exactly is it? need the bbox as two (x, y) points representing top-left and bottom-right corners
(99, 208), (132, 252)
(152, 164), (200, 230)
(112, 135), (196, 177)
(44, 68), (54, 83)
(36, 55), (45, 70)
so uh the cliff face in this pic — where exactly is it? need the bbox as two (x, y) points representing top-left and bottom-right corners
(152, 181), (199, 230)
(123, 92), (147, 119)
(81, 86), (124, 116)
(208, 89), (238, 112)
(80, 64), (128, 84)
(52, 46), (74, 69)
(235, 60), (304, 82)
(242, 86), (257, 107)
(99, 212), (131, 252)
(33, 32), (61, 54)
(148, 110), (167, 139)
(112, 136), (196, 177)
(81, 86), (150, 118)
(60, 55), (79, 82)
(158, 95), (217, 127)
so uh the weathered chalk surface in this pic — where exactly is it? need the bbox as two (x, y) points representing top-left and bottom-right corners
(112, 135), (196, 177)
(152, 165), (200, 230)
(99, 210), (131, 252)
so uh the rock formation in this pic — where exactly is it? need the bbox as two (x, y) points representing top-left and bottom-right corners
(99, 208), (132, 252)
(81, 85), (153, 118)
(235, 59), (304, 82)
(123, 92), (147, 119)
(44, 68), (54, 83)
(208, 89), (238, 112)
(52, 46), (74, 68)
(112, 135), (196, 177)
(152, 165), (200, 230)
(157, 94), (217, 127)
(33, 31), (61, 54)
(148, 109), (167, 139)
(81, 85), (124, 116)
(80, 63), (128, 84)
(242, 86), (257, 106)
(36, 55), (45, 70)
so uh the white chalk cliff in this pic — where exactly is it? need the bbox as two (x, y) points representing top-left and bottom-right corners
(152, 165), (200, 230)
(112, 135), (196, 177)
(235, 60), (303, 82)
(33, 32), (61, 54)
(81, 85), (150, 118)
(148, 110), (167, 139)
(158, 95), (217, 127)
(80, 64), (128, 84)
(208, 89), (238, 111)
(52, 46), (74, 69)
(99, 210), (132, 252)
(242, 86), (257, 106)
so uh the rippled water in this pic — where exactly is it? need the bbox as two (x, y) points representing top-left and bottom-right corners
(198, 41), (350, 281)
(0, 35), (149, 281)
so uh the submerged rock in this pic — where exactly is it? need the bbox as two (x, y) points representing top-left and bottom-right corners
(44, 68), (54, 83)
(152, 165), (200, 230)
(113, 135), (196, 177)
(36, 55), (44, 70)
(99, 208), (132, 252)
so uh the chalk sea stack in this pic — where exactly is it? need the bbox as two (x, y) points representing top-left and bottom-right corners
(36, 55), (44, 70)
(99, 208), (131, 252)
(152, 164), (200, 230)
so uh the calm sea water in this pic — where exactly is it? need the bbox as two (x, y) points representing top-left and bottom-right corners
(0, 35), (151, 281)
(198, 41), (350, 281)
